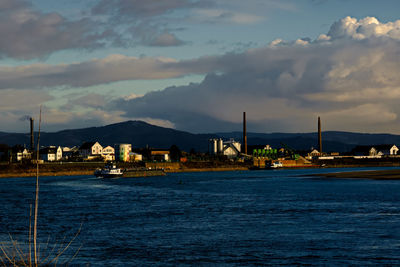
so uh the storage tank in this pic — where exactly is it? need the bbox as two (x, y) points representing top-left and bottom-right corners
(209, 139), (218, 155)
(213, 139), (218, 154)
(217, 139), (223, 154)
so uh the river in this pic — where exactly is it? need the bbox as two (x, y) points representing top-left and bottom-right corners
(1, 167), (400, 266)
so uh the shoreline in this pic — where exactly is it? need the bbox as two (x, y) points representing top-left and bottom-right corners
(312, 169), (400, 180)
(0, 166), (251, 178)
(3, 165), (400, 179)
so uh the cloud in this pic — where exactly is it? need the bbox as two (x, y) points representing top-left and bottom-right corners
(0, 89), (53, 132)
(67, 93), (110, 109)
(127, 23), (186, 47)
(92, 0), (206, 18)
(107, 16), (400, 133)
(136, 118), (176, 129)
(0, 0), (295, 56)
(92, 0), (205, 47)
(91, 0), (268, 47)
(193, 9), (264, 24)
(0, 0), (117, 59)
(0, 89), (53, 111)
(3, 15), (400, 134)
(328, 16), (400, 40)
(0, 54), (205, 89)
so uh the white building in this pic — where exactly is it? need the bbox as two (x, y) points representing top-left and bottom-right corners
(102, 146), (115, 161)
(16, 148), (32, 162)
(372, 145), (399, 156)
(39, 146), (62, 162)
(79, 142), (103, 159)
(62, 146), (78, 160)
(352, 144), (399, 157)
(118, 144), (132, 162)
(129, 152), (143, 162)
(209, 138), (241, 159)
(151, 151), (170, 161)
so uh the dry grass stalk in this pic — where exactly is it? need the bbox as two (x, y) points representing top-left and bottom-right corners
(0, 107), (82, 266)
(33, 106), (42, 266)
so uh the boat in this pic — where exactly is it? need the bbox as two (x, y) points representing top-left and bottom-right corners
(94, 163), (123, 178)
(266, 160), (283, 169)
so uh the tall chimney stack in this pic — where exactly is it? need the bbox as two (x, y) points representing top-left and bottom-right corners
(318, 116), (322, 154)
(243, 112), (247, 154)
(30, 117), (34, 151)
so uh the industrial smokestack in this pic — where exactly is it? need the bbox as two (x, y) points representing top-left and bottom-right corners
(30, 117), (34, 151)
(318, 116), (322, 154)
(243, 112), (247, 154)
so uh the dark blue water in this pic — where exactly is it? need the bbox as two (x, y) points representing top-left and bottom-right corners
(1, 167), (400, 266)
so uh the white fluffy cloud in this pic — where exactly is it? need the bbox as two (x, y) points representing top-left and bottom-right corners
(328, 16), (400, 40)
(109, 16), (400, 133)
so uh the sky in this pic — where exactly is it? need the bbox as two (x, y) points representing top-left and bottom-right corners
(2, 0), (400, 134)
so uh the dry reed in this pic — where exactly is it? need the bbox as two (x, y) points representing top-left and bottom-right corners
(0, 107), (82, 266)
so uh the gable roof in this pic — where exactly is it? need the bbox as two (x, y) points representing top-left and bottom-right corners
(79, 142), (97, 150)
(372, 144), (397, 151)
(39, 147), (58, 154)
(223, 143), (240, 154)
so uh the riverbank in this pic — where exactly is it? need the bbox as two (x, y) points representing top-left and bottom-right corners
(313, 169), (400, 180)
(0, 162), (251, 178)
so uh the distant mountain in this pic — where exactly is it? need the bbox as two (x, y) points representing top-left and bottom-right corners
(2, 121), (400, 153)
(0, 121), (217, 152)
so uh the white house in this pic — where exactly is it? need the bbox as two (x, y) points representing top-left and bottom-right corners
(39, 146), (62, 162)
(79, 142), (103, 159)
(352, 144), (399, 157)
(15, 148), (32, 162)
(102, 146), (115, 161)
(372, 145), (399, 156)
(306, 149), (320, 160)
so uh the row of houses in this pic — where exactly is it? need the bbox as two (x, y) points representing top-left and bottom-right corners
(310, 144), (399, 160)
(9, 142), (120, 162)
(9, 141), (174, 163)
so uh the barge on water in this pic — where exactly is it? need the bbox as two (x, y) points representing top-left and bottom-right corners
(123, 168), (166, 178)
(94, 163), (123, 178)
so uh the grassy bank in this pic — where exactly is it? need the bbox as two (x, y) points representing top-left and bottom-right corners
(0, 161), (252, 178)
(0, 162), (104, 178)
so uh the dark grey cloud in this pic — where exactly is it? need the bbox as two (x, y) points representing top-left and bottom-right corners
(127, 23), (186, 47)
(92, 0), (207, 18)
(0, 0), (118, 59)
(91, 0), (209, 47)
(0, 54), (210, 89)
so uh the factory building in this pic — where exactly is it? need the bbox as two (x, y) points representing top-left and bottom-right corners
(209, 138), (241, 159)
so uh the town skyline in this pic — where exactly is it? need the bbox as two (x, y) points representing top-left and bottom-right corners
(2, 0), (400, 134)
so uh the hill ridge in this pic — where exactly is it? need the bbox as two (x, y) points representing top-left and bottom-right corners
(2, 120), (400, 152)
